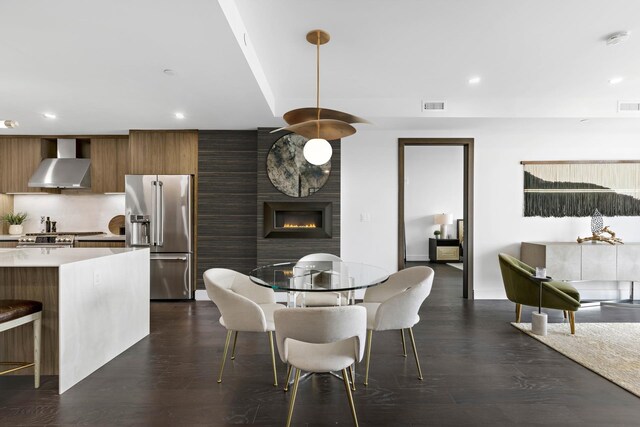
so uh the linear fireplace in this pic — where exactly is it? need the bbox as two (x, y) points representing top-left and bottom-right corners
(264, 202), (332, 238)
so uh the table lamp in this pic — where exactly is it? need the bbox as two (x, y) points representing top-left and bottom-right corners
(434, 213), (453, 238)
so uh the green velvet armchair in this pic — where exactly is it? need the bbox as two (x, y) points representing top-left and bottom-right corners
(498, 253), (581, 334)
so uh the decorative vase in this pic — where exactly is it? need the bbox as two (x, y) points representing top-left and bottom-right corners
(8, 224), (23, 235)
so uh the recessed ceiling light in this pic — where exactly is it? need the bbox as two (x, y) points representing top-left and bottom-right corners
(609, 77), (623, 85)
(163, 69), (175, 76)
(468, 76), (481, 85)
(606, 31), (630, 46)
(1, 120), (19, 129)
(42, 112), (56, 119)
(175, 112), (185, 119)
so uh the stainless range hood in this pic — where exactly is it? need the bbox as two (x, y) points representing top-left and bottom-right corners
(28, 139), (91, 188)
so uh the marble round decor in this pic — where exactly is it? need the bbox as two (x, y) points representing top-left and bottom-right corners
(266, 133), (331, 197)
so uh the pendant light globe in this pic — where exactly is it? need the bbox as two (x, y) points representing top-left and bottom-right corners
(303, 138), (332, 165)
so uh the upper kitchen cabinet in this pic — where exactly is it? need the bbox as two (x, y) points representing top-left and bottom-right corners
(128, 130), (198, 175)
(90, 137), (129, 193)
(0, 137), (56, 193)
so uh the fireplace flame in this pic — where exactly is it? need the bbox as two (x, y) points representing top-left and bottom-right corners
(283, 223), (317, 228)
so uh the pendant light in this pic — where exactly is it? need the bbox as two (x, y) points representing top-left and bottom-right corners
(273, 29), (368, 165)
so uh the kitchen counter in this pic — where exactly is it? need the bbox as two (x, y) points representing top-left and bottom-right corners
(74, 234), (125, 241)
(0, 247), (149, 393)
(0, 235), (19, 241)
(0, 247), (138, 267)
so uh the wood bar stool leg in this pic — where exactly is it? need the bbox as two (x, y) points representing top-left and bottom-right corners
(34, 312), (41, 389)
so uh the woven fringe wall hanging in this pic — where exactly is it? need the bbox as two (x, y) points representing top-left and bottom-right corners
(522, 161), (640, 217)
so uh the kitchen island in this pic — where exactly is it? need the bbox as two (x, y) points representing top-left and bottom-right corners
(0, 247), (149, 393)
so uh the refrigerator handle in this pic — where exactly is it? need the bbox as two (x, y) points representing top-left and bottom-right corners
(157, 180), (164, 246)
(150, 180), (157, 247)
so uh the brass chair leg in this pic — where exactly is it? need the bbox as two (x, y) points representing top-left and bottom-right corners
(569, 311), (576, 335)
(231, 331), (239, 360)
(364, 330), (373, 386)
(217, 329), (233, 383)
(348, 364), (356, 391)
(408, 327), (423, 380)
(284, 364), (292, 392)
(515, 303), (522, 323)
(342, 368), (359, 427)
(268, 331), (278, 387)
(285, 368), (301, 427)
(400, 329), (407, 357)
(34, 314), (41, 389)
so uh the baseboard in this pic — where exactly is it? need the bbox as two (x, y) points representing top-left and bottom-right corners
(405, 255), (429, 262)
(194, 289), (208, 301)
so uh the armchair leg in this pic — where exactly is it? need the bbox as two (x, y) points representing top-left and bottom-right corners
(218, 329), (233, 383)
(284, 364), (292, 392)
(408, 327), (423, 381)
(285, 368), (301, 427)
(364, 330), (373, 386)
(342, 368), (359, 427)
(400, 329), (407, 357)
(515, 303), (522, 323)
(231, 331), (238, 360)
(568, 311), (576, 335)
(268, 331), (278, 387)
(563, 310), (567, 319)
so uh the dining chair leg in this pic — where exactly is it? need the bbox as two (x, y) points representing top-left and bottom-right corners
(217, 329), (233, 383)
(408, 327), (423, 380)
(230, 331), (239, 360)
(569, 311), (576, 335)
(400, 329), (407, 357)
(342, 368), (359, 427)
(364, 329), (373, 386)
(268, 331), (278, 387)
(33, 313), (41, 389)
(515, 303), (522, 323)
(284, 364), (292, 392)
(348, 364), (356, 391)
(285, 368), (301, 427)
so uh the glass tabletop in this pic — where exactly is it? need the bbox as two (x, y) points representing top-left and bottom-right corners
(249, 261), (389, 292)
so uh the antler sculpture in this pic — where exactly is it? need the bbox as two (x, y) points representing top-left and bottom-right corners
(577, 226), (624, 245)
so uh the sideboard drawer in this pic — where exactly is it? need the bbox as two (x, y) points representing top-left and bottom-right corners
(436, 246), (459, 261)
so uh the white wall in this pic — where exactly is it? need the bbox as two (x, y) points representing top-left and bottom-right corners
(13, 194), (125, 234)
(341, 124), (640, 299)
(404, 146), (463, 260)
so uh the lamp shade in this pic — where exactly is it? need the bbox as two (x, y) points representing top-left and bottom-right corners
(434, 213), (453, 225)
(303, 138), (332, 165)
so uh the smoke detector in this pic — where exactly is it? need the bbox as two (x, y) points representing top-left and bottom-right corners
(606, 31), (630, 46)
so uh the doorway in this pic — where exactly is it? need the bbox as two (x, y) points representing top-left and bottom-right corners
(398, 138), (474, 299)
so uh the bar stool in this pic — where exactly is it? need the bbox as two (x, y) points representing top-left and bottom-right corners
(0, 299), (42, 388)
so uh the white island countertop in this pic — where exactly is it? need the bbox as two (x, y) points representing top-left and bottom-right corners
(0, 247), (144, 267)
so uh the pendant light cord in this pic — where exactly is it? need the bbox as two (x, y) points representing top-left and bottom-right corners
(316, 30), (321, 138)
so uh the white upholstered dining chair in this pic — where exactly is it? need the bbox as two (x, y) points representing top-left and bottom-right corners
(203, 268), (286, 386)
(274, 306), (366, 427)
(295, 253), (349, 306)
(357, 266), (434, 385)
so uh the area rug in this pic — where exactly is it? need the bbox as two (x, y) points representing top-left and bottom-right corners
(512, 322), (640, 397)
(446, 263), (463, 271)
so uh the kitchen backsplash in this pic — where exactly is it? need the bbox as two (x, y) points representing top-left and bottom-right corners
(14, 194), (125, 234)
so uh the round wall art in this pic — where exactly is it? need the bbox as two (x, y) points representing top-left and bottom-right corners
(266, 133), (331, 198)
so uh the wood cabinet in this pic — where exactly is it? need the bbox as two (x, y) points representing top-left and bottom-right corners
(0, 137), (55, 193)
(90, 137), (129, 193)
(74, 241), (125, 248)
(429, 238), (460, 262)
(128, 130), (198, 175)
(0, 241), (18, 248)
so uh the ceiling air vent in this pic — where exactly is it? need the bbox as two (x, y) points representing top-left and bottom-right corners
(618, 101), (640, 113)
(421, 101), (446, 112)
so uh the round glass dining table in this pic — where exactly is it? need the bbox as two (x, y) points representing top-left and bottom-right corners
(249, 261), (389, 307)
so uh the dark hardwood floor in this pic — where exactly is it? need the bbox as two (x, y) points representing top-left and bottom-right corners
(1, 263), (639, 426)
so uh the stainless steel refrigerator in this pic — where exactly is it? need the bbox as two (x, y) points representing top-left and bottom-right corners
(125, 175), (193, 299)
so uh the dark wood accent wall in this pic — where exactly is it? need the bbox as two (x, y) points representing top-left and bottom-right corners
(197, 131), (258, 288)
(257, 129), (340, 266)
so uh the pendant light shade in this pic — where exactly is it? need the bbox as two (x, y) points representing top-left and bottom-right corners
(303, 138), (332, 165)
(273, 29), (368, 146)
